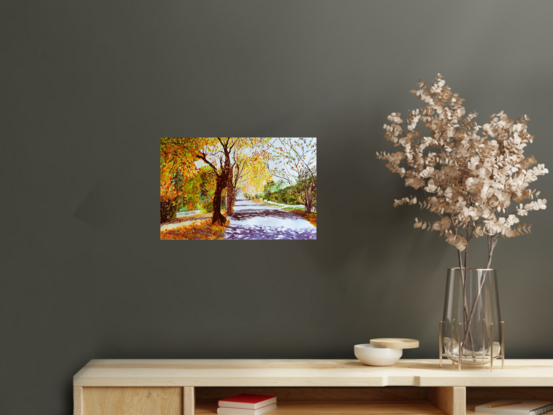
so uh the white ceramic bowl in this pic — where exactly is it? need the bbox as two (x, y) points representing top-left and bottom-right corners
(354, 344), (403, 366)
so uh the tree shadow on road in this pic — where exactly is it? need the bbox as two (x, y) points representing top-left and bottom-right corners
(225, 224), (316, 240)
(230, 209), (306, 222)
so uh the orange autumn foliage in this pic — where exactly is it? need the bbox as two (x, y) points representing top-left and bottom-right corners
(160, 219), (229, 240)
(160, 139), (199, 204)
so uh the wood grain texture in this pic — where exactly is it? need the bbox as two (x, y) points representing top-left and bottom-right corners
(196, 387), (426, 403)
(196, 402), (443, 414)
(427, 387), (466, 415)
(184, 386), (195, 415)
(82, 387), (182, 415)
(466, 387), (553, 404)
(73, 359), (553, 387)
(370, 339), (419, 349)
(466, 403), (480, 415)
(73, 387), (83, 415)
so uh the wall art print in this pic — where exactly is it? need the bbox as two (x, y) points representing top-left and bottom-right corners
(160, 137), (317, 240)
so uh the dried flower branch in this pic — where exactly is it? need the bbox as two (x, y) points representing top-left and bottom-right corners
(378, 74), (548, 268)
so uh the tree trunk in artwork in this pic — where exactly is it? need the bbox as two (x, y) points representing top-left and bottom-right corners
(302, 182), (314, 213)
(212, 174), (228, 225)
(304, 194), (312, 214)
(226, 167), (235, 216)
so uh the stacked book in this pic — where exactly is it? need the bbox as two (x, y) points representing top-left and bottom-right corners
(475, 400), (553, 415)
(217, 394), (277, 415)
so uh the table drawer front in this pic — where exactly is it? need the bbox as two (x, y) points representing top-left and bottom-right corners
(81, 387), (182, 415)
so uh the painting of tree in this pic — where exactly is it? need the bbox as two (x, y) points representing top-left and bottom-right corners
(160, 138), (317, 240)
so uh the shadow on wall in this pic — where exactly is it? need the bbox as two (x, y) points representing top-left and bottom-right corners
(292, 104), (451, 279)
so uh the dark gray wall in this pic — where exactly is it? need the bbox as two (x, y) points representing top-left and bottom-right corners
(2, 1), (553, 413)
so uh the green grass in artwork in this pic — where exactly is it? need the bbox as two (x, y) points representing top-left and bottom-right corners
(282, 206), (305, 211)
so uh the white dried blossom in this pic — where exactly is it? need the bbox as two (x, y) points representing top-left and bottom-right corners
(377, 74), (548, 268)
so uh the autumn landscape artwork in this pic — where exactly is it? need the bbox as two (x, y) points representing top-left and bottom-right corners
(160, 138), (317, 240)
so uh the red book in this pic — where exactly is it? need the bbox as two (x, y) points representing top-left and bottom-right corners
(218, 394), (277, 410)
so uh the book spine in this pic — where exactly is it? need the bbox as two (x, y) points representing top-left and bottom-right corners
(530, 404), (553, 415)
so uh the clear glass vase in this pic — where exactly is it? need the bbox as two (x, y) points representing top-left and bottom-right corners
(441, 268), (503, 366)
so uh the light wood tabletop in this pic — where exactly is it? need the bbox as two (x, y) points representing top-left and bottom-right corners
(73, 359), (553, 387)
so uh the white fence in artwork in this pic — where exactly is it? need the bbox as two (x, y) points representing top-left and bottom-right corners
(176, 210), (202, 218)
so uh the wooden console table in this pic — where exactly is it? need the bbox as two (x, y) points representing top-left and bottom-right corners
(73, 359), (553, 415)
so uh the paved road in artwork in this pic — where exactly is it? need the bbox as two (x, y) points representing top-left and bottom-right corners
(225, 197), (317, 240)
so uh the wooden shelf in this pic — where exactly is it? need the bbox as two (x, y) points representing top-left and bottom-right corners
(194, 386), (455, 415)
(72, 359), (553, 415)
(196, 401), (444, 414)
